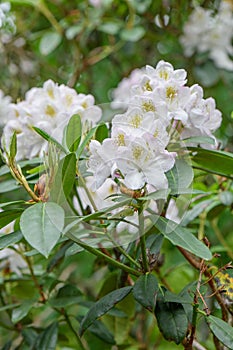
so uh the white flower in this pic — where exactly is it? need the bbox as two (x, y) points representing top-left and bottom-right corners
(2, 80), (102, 160)
(182, 93), (222, 147)
(88, 139), (118, 190)
(180, 1), (233, 71)
(117, 137), (176, 190)
(0, 89), (12, 126)
(111, 68), (145, 110)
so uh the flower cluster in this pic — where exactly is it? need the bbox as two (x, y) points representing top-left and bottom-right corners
(89, 60), (222, 191)
(180, 1), (233, 71)
(0, 2), (16, 34)
(2, 80), (102, 160)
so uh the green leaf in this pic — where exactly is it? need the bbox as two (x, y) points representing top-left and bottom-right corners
(79, 286), (132, 336)
(39, 31), (62, 55)
(95, 123), (109, 143)
(50, 153), (77, 205)
(0, 179), (19, 193)
(166, 158), (193, 195)
(183, 136), (215, 146)
(76, 125), (98, 160)
(49, 284), (83, 307)
(65, 114), (82, 152)
(35, 322), (58, 350)
(120, 27), (145, 42)
(219, 191), (233, 206)
(84, 319), (116, 344)
(146, 233), (163, 255)
(20, 202), (64, 258)
(32, 126), (68, 154)
(0, 200), (26, 208)
(0, 231), (23, 249)
(155, 299), (188, 344)
(181, 199), (213, 226)
(152, 216), (212, 260)
(12, 299), (35, 324)
(207, 315), (233, 349)
(189, 147), (233, 179)
(65, 243), (84, 257)
(9, 132), (17, 160)
(22, 328), (38, 347)
(133, 273), (159, 312)
(0, 210), (22, 230)
(138, 189), (170, 201)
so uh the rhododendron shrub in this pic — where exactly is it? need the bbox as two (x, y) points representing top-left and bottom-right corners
(0, 1), (233, 349)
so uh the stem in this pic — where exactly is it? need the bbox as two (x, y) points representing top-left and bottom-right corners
(9, 160), (40, 202)
(24, 255), (46, 302)
(105, 232), (141, 269)
(138, 210), (149, 273)
(66, 231), (141, 277)
(38, 0), (63, 35)
(178, 247), (228, 321)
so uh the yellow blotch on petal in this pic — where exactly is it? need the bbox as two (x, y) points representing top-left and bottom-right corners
(45, 105), (56, 117)
(159, 70), (169, 80)
(142, 101), (155, 112)
(166, 86), (177, 101)
(132, 145), (143, 160)
(130, 114), (142, 128)
(65, 94), (73, 107)
(116, 133), (125, 146)
(47, 88), (55, 99)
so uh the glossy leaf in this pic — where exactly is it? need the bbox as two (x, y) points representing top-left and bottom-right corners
(0, 231), (23, 249)
(9, 132), (17, 160)
(189, 147), (233, 179)
(95, 123), (109, 143)
(0, 210), (22, 230)
(79, 286), (132, 336)
(155, 300), (188, 344)
(133, 273), (159, 312)
(50, 153), (77, 205)
(207, 315), (233, 349)
(0, 180), (19, 193)
(166, 158), (193, 195)
(152, 216), (212, 260)
(88, 320), (116, 344)
(49, 284), (83, 307)
(65, 114), (82, 152)
(12, 300), (35, 323)
(32, 126), (68, 154)
(76, 125), (98, 159)
(35, 322), (58, 350)
(20, 202), (64, 258)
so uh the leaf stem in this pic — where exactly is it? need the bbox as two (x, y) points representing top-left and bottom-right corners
(66, 231), (141, 276)
(105, 232), (141, 269)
